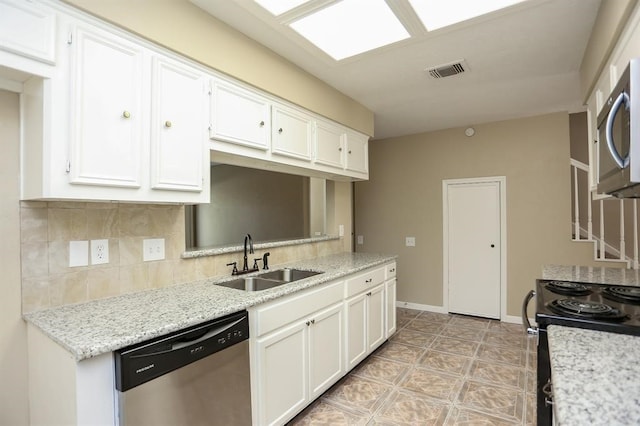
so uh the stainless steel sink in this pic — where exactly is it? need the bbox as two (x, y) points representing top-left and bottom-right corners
(258, 268), (322, 282)
(216, 268), (323, 291)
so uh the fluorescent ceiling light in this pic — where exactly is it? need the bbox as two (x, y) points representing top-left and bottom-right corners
(408, 0), (525, 31)
(289, 0), (410, 61)
(253, 0), (310, 16)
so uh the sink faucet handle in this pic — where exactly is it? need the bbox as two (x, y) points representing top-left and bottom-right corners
(226, 262), (238, 275)
(253, 258), (261, 270)
(262, 252), (270, 270)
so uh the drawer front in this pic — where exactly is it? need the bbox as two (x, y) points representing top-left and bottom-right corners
(385, 262), (397, 279)
(345, 266), (385, 298)
(254, 280), (344, 337)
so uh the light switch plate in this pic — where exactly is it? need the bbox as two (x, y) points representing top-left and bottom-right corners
(357, 235), (364, 245)
(69, 240), (89, 267)
(143, 238), (165, 262)
(90, 239), (109, 265)
(405, 237), (416, 247)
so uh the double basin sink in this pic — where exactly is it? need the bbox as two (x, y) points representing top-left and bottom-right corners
(217, 268), (323, 292)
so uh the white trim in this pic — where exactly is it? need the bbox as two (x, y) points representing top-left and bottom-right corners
(396, 301), (447, 314)
(396, 301), (525, 325)
(442, 176), (507, 320)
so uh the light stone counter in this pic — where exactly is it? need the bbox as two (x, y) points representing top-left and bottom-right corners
(24, 252), (396, 361)
(547, 325), (640, 425)
(543, 264), (640, 285)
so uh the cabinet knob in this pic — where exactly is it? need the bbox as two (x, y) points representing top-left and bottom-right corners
(278, 128), (283, 134)
(164, 120), (172, 128)
(366, 292), (372, 296)
(348, 150), (352, 154)
(122, 111), (131, 119)
(306, 321), (311, 326)
(365, 278), (372, 283)
(259, 121), (265, 127)
(338, 147), (342, 151)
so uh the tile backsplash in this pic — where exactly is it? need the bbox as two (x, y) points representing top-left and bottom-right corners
(20, 201), (344, 313)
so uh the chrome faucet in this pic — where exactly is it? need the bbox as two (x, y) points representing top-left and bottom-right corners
(242, 233), (254, 272)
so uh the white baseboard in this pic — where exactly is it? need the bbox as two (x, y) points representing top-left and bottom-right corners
(395, 301), (447, 314)
(396, 301), (531, 326)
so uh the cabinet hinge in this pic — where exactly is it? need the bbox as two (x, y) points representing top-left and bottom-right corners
(65, 161), (71, 173)
(67, 32), (73, 45)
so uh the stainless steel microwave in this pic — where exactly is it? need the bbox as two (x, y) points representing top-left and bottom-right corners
(598, 58), (640, 198)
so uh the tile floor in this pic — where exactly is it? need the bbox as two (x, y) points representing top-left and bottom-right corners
(289, 308), (537, 425)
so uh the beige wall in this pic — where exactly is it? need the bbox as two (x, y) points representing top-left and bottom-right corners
(62, 0), (374, 136)
(0, 91), (29, 424)
(580, 0), (637, 101)
(355, 112), (613, 317)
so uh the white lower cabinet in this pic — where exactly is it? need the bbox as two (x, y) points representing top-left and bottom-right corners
(254, 302), (343, 426)
(346, 282), (385, 370)
(250, 262), (396, 425)
(386, 278), (397, 337)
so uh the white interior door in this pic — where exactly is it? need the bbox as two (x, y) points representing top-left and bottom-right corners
(445, 180), (502, 319)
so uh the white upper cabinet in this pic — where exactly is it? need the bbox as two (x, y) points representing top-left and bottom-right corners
(20, 15), (209, 204)
(345, 130), (369, 174)
(206, 76), (369, 181)
(209, 79), (270, 150)
(151, 56), (206, 192)
(69, 25), (144, 188)
(0, 0), (56, 63)
(272, 103), (313, 161)
(315, 119), (345, 169)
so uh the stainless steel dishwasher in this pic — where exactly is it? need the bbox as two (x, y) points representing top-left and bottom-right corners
(114, 310), (251, 425)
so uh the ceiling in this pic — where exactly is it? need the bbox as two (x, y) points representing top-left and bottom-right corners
(191, 0), (602, 139)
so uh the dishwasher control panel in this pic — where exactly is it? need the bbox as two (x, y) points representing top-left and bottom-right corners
(114, 310), (249, 391)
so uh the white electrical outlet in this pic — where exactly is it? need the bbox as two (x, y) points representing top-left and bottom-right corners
(405, 237), (416, 247)
(357, 235), (364, 245)
(69, 240), (89, 267)
(339, 225), (344, 237)
(143, 238), (165, 262)
(90, 239), (109, 265)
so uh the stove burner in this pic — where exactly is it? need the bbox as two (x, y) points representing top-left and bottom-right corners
(545, 280), (592, 296)
(547, 299), (628, 321)
(603, 286), (640, 305)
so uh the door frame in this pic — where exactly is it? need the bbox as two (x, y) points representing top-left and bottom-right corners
(442, 176), (507, 320)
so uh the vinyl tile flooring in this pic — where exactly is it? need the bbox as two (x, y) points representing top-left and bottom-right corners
(289, 308), (538, 425)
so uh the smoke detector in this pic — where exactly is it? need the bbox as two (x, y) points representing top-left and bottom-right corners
(425, 59), (468, 79)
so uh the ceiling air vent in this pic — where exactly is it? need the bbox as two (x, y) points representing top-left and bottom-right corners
(426, 60), (468, 79)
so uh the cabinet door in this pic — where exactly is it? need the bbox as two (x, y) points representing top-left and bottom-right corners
(368, 284), (386, 352)
(256, 321), (308, 426)
(272, 104), (313, 160)
(345, 292), (368, 370)
(210, 79), (270, 150)
(150, 56), (205, 192)
(345, 131), (369, 174)
(309, 303), (344, 400)
(385, 278), (397, 338)
(69, 26), (144, 188)
(315, 120), (345, 169)
(0, 0), (56, 63)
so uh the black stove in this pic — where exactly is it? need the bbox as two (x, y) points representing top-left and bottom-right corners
(535, 279), (640, 335)
(526, 279), (640, 426)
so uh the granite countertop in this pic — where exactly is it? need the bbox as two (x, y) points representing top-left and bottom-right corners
(24, 252), (396, 361)
(543, 264), (640, 285)
(548, 325), (640, 425)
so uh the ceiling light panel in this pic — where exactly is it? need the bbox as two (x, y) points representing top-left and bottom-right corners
(408, 0), (525, 31)
(289, 0), (410, 61)
(253, 0), (310, 16)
